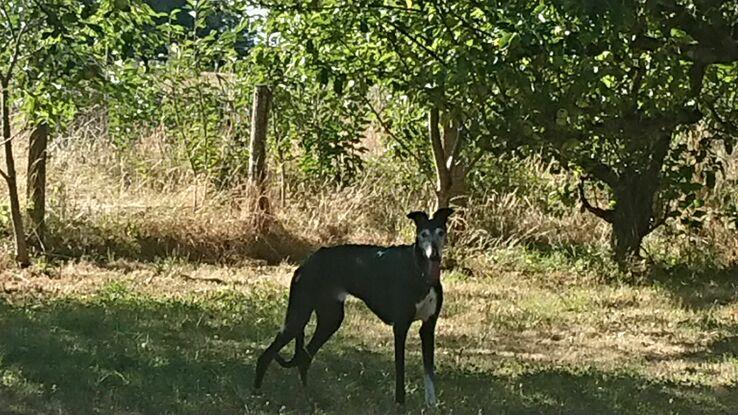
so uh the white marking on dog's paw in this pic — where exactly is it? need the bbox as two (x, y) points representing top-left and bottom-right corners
(424, 373), (437, 406)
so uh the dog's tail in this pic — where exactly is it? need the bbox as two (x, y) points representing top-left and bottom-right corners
(274, 353), (297, 368)
(275, 330), (305, 368)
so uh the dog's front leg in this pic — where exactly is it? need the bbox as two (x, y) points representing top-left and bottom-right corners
(393, 322), (410, 404)
(420, 318), (438, 406)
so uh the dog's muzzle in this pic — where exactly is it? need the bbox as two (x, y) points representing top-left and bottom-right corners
(428, 245), (441, 262)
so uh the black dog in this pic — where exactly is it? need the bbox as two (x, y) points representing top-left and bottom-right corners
(253, 208), (453, 405)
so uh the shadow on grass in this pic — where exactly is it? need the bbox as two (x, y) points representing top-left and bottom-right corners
(43, 214), (316, 266)
(646, 263), (738, 311)
(677, 331), (738, 367)
(503, 240), (737, 312)
(1, 289), (735, 415)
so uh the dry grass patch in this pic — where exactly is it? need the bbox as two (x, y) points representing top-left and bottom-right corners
(2, 257), (737, 414)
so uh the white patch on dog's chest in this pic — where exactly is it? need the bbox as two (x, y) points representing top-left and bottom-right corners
(414, 288), (438, 321)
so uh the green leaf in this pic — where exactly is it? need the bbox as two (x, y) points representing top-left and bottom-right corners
(318, 67), (330, 85)
(113, 0), (131, 12)
(333, 75), (345, 96)
(600, 75), (616, 88)
(496, 31), (513, 49)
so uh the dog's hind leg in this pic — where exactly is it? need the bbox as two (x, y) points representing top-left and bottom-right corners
(253, 299), (312, 389)
(299, 300), (345, 386)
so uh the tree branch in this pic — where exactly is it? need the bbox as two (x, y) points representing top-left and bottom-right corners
(0, 1), (17, 41)
(647, 132), (672, 178)
(593, 164), (618, 187)
(2, 19), (29, 84)
(578, 176), (615, 223)
(657, 1), (738, 64)
(250, 1), (423, 14)
(429, 107), (451, 191)
(361, 94), (425, 168)
(431, 2), (458, 45)
(386, 20), (448, 67)
(688, 61), (707, 99)
(463, 146), (487, 175)
(442, 112), (463, 170)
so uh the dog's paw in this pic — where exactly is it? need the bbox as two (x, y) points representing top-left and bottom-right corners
(392, 401), (408, 414)
(424, 376), (438, 407)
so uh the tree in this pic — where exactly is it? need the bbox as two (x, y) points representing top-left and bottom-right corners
(0, 0), (40, 266)
(1, 0), (163, 262)
(240, 7), (372, 187)
(506, 0), (738, 262)
(258, 0), (738, 264)
(146, 0), (254, 56)
(259, 1), (500, 209)
(18, 0), (105, 248)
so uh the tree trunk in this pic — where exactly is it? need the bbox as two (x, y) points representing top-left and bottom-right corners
(429, 108), (451, 209)
(279, 161), (286, 209)
(579, 132), (671, 265)
(428, 108), (466, 210)
(249, 85), (271, 214)
(27, 122), (48, 249)
(612, 132), (671, 262)
(610, 171), (658, 262)
(1, 83), (30, 267)
(444, 117), (467, 208)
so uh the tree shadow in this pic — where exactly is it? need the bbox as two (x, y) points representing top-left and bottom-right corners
(502, 239), (737, 312)
(519, 240), (613, 269)
(43, 215), (316, 266)
(645, 263), (738, 311)
(1, 293), (735, 415)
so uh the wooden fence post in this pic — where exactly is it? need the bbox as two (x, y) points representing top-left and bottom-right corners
(249, 85), (272, 214)
(28, 122), (48, 248)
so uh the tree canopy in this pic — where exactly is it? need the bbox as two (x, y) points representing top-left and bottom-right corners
(256, 0), (738, 261)
(1, 0), (737, 265)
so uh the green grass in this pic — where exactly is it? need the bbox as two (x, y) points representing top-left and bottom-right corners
(1, 256), (736, 415)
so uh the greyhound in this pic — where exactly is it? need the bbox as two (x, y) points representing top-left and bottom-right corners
(253, 208), (453, 406)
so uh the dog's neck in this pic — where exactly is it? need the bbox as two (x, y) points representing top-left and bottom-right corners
(413, 243), (441, 286)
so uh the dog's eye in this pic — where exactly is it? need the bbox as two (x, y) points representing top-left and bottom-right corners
(437, 229), (445, 237)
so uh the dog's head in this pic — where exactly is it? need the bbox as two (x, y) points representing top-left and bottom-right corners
(407, 208), (454, 283)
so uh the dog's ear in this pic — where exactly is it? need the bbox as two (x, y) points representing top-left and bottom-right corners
(432, 207), (454, 224)
(406, 211), (429, 226)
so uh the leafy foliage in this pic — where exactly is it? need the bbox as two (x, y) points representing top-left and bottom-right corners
(2, 0), (738, 264)
(259, 0), (738, 260)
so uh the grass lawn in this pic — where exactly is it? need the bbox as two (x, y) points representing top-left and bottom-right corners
(0, 251), (736, 414)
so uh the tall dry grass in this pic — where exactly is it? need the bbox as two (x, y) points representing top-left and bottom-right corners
(0, 111), (736, 275)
